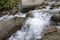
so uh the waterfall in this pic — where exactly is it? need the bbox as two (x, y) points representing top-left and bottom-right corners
(8, 10), (53, 40)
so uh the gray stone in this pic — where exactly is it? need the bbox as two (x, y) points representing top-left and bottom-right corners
(21, 0), (44, 7)
(0, 17), (26, 40)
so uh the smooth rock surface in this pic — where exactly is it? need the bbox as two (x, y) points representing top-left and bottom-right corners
(0, 17), (25, 40)
(21, 0), (44, 7)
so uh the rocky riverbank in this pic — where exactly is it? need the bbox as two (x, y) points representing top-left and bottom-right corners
(0, 0), (60, 40)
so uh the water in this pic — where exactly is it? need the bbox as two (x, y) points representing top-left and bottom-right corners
(0, 13), (26, 21)
(0, 1), (59, 40)
(7, 10), (53, 40)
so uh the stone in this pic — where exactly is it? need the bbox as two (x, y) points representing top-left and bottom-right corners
(20, 7), (35, 13)
(10, 7), (18, 15)
(43, 26), (57, 35)
(51, 14), (60, 23)
(0, 17), (26, 40)
(35, 5), (46, 10)
(51, 13), (60, 25)
(21, 0), (45, 7)
(26, 13), (34, 18)
(41, 32), (60, 40)
(1, 11), (9, 16)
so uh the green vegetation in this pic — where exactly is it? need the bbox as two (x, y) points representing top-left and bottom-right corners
(0, 0), (15, 9)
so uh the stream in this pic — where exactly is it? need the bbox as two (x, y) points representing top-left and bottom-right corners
(7, 9), (56, 40)
(0, 1), (60, 40)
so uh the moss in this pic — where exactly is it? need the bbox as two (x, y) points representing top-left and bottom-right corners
(0, 0), (16, 9)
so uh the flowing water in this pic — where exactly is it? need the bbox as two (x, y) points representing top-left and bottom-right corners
(0, 13), (26, 21)
(7, 10), (54, 40)
(0, 1), (59, 40)
(0, 6), (60, 40)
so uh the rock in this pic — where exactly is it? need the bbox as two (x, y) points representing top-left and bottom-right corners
(43, 26), (57, 35)
(20, 7), (35, 13)
(51, 14), (60, 24)
(35, 5), (46, 10)
(41, 32), (60, 40)
(1, 11), (9, 16)
(10, 7), (18, 15)
(51, 13), (60, 25)
(26, 13), (34, 18)
(21, 0), (45, 7)
(0, 17), (26, 40)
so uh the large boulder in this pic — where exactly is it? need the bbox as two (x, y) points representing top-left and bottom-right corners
(41, 32), (60, 40)
(43, 26), (57, 35)
(21, 0), (45, 7)
(41, 26), (60, 40)
(0, 17), (26, 40)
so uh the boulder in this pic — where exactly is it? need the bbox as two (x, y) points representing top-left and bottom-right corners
(43, 26), (57, 35)
(41, 32), (60, 40)
(21, 0), (45, 7)
(51, 13), (60, 25)
(0, 17), (26, 40)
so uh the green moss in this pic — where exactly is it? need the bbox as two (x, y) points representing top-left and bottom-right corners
(0, 0), (16, 9)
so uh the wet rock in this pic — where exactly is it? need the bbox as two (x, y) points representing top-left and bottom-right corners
(20, 7), (35, 13)
(35, 5), (46, 10)
(0, 17), (26, 40)
(1, 11), (9, 16)
(41, 32), (60, 40)
(51, 14), (60, 25)
(51, 3), (60, 9)
(43, 26), (57, 35)
(10, 7), (18, 15)
(26, 13), (34, 18)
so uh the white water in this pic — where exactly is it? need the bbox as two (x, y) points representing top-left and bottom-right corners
(8, 10), (53, 40)
(0, 13), (26, 21)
